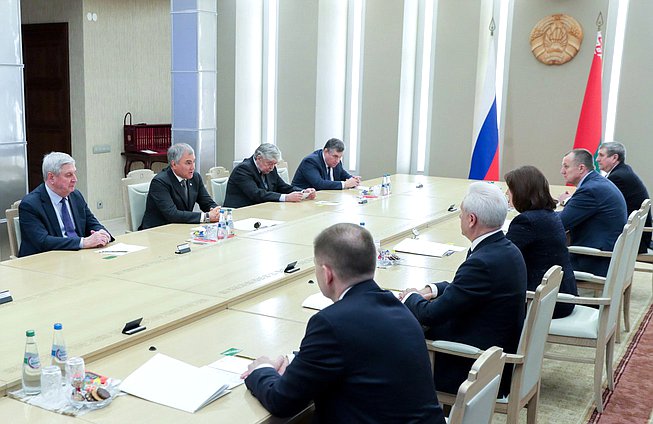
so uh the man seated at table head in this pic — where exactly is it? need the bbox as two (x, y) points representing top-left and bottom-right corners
(597, 141), (651, 253)
(558, 148), (627, 276)
(140, 143), (219, 230)
(291, 138), (361, 190)
(18, 152), (113, 257)
(399, 182), (526, 397)
(223, 143), (316, 208)
(242, 223), (445, 423)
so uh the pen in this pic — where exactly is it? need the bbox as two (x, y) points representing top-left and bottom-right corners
(98, 250), (128, 253)
(234, 353), (256, 360)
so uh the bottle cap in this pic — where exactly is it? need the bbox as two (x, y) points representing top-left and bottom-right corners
(359, 222), (365, 226)
(26, 330), (35, 337)
(54, 323), (63, 330)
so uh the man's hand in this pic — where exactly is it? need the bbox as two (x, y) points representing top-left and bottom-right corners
(83, 229), (111, 249)
(344, 177), (360, 189)
(208, 207), (221, 222)
(558, 191), (572, 205)
(240, 355), (289, 379)
(303, 188), (317, 200)
(286, 192), (304, 202)
(398, 286), (433, 301)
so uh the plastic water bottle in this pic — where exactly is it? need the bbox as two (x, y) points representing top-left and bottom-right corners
(51, 323), (68, 374)
(385, 173), (392, 194)
(226, 209), (234, 233)
(217, 222), (226, 241)
(381, 174), (389, 196)
(22, 330), (41, 394)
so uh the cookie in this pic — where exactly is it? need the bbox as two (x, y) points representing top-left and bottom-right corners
(91, 387), (110, 401)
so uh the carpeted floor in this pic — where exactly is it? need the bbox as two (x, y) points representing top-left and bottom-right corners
(488, 270), (653, 424)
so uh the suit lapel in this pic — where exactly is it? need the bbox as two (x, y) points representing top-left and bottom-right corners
(316, 151), (328, 179)
(67, 192), (83, 235)
(38, 185), (64, 237)
(168, 167), (190, 209)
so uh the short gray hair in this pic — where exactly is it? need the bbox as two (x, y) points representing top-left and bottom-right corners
(168, 143), (195, 164)
(600, 141), (626, 163)
(42, 152), (75, 180)
(324, 138), (345, 153)
(254, 143), (282, 161)
(461, 182), (508, 229)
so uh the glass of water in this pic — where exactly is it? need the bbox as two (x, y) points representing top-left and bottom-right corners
(40, 365), (62, 401)
(65, 357), (85, 399)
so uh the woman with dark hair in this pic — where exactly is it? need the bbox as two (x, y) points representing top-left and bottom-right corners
(505, 165), (578, 318)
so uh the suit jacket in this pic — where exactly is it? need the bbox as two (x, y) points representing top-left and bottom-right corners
(18, 183), (113, 257)
(608, 162), (652, 253)
(224, 156), (302, 208)
(506, 209), (577, 318)
(140, 167), (217, 230)
(291, 149), (353, 190)
(404, 231), (526, 397)
(558, 171), (627, 276)
(245, 280), (445, 424)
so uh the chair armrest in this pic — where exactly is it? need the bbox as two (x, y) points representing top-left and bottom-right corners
(568, 246), (613, 258)
(526, 290), (535, 300)
(573, 271), (605, 284)
(643, 227), (652, 233)
(429, 340), (483, 359)
(504, 353), (525, 364)
(555, 294), (611, 306)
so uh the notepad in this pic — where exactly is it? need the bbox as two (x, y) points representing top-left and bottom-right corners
(120, 353), (230, 413)
(301, 292), (334, 310)
(205, 356), (252, 389)
(394, 238), (465, 258)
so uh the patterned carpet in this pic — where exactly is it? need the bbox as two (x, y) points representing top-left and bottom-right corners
(489, 270), (653, 424)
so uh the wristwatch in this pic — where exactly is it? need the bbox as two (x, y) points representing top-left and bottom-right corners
(204, 212), (211, 223)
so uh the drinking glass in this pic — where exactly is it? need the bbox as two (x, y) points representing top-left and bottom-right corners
(65, 357), (85, 398)
(40, 365), (62, 401)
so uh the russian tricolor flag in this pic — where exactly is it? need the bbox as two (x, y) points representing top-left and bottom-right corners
(469, 38), (499, 181)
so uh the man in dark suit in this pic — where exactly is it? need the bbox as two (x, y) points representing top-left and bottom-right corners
(19, 152), (113, 257)
(224, 143), (316, 208)
(597, 141), (651, 253)
(400, 182), (527, 397)
(292, 138), (361, 190)
(140, 143), (219, 230)
(243, 223), (445, 424)
(558, 148), (628, 276)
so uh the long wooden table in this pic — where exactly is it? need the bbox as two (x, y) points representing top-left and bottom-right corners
(0, 175), (489, 422)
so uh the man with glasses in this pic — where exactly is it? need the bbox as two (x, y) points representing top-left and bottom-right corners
(292, 138), (361, 190)
(558, 148), (627, 276)
(224, 143), (316, 208)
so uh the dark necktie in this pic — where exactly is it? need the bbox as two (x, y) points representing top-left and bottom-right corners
(181, 180), (189, 205)
(466, 248), (472, 259)
(262, 174), (269, 190)
(328, 167), (334, 181)
(60, 198), (78, 238)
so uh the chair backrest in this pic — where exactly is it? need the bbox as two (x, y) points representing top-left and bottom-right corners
(513, 265), (563, 400)
(600, 217), (638, 338)
(122, 171), (155, 232)
(205, 167), (229, 197)
(210, 177), (229, 206)
(448, 346), (506, 424)
(625, 199), (650, 281)
(127, 182), (151, 231)
(5, 200), (21, 259)
(276, 160), (289, 184)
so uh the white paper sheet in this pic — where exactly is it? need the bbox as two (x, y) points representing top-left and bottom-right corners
(393, 238), (465, 258)
(96, 243), (147, 256)
(301, 292), (334, 310)
(120, 353), (230, 413)
(207, 356), (252, 376)
(233, 218), (284, 232)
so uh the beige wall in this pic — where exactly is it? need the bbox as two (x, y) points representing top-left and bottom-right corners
(503, 0), (610, 186)
(427, 0), (481, 178)
(276, 0), (319, 177)
(357, 0), (404, 178)
(82, 0), (170, 220)
(614, 0), (653, 191)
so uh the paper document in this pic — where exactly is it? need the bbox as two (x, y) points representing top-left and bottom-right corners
(302, 292), (334, 310)
(120, 353), (230, 413)
(315, 200), (341, 206)
(96, 243), (147, 256)
(140, 149), (158, 154)
(205, 356), (254, 389)
(233, 218), (283, 231)
(394, 239), (465, 258)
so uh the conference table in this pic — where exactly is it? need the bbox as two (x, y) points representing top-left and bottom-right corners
(0, 174), (568, 423)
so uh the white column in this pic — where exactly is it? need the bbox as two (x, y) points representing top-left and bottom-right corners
(171, 0), (217, 174)
(0, 0), (28, 214)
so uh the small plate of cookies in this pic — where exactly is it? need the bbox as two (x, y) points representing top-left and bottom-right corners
(69, 371), (120, 410)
